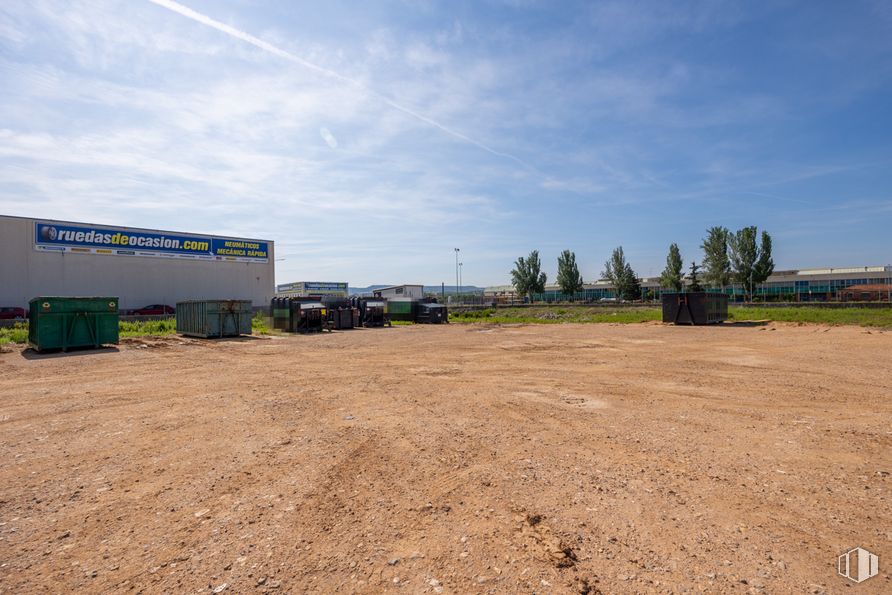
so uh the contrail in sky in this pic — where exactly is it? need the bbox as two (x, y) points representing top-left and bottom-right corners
(146, 0), (536, 172)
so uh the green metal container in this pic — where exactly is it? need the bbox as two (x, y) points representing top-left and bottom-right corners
(385, 298), (417, 322)
(176, 300), (252, 338)
(28, 297), (119, 352)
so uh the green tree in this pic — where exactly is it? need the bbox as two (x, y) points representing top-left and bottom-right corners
(701, 226), (731, 290)
(556, 250), (584, 298)
(510, 250), (547, 301)
(689, 261), (703, 292)
(603, 246), (640, 301)
(728, 226), (774, 301)
(754, 230), (775, 285)
(660, 243), (684, 292)
(624, 262), (642, 300)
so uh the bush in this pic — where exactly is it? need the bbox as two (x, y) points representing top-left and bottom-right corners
(252, 312), (272, 334)
(119, 318), (177, 338)
(0, 323), (29, 345)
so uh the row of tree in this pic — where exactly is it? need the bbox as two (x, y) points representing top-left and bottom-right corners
(665, 226), (775, 299)
(510, 226), (775, 301)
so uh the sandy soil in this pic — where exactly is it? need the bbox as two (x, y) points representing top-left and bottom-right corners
(0, 322), (890, 594)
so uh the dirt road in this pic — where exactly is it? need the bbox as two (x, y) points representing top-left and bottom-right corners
(0, 323), (890, 593)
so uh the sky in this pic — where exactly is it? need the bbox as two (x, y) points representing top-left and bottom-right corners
(1, 0), (891, 287)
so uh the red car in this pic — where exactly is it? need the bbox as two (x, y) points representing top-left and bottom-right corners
(126, 304), (175, 316)
(0, 307), (27, 320)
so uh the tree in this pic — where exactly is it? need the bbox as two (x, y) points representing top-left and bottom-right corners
(624, 262), (642, 300)
(689, 261), (703, 292)
(602, 246), (640, 301)
(728, 226), (774, 301)
(701, 226), (731, 290)
(510, 250), (547, 301)
(603, 246), (627, 299)
(660, 243), (684, 292)
(556, 250), (584, 298)
(754, 230), (775, 285)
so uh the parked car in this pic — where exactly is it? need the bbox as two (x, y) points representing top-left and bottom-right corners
(126, 304), (175, 316)
(0, 306), (27, 320)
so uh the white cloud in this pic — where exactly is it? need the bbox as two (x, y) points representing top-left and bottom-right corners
(2, 0), (888, 282)
(319, 127), (338, 149)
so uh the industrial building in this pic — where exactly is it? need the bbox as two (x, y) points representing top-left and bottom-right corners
(276, 282), (348, 298)
(372, 284), (425, 299)
(0, 215), (275, 311)
(485, 266), (892, 302)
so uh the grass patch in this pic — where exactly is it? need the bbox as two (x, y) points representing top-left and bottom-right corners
(450, 307), (661, 325)
(1, 312), (277, 345)
(119, 318), (177, 338)
(729, 306), (892, 328)
(2, 306), (888, 346)
(451, 305), (892, 328)
(252, 313), (273, 335)
(0, 323), (29, 345)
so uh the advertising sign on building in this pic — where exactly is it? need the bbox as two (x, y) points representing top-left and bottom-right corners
(34, 222), (269, 263)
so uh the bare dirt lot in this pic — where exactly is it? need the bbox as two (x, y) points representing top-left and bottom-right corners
(1, 322), (890, 594)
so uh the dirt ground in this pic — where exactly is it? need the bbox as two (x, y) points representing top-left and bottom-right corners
(0, 322), (890, 594)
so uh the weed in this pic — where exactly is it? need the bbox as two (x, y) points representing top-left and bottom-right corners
(0, 323), (28, 345)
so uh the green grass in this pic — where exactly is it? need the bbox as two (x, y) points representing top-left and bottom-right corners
(2, 312), (273, 345)
(450, 307), (661, 325)
(0, 323), (28, 345)
(2, 306), (888, 346)
(729, 306), (892, 327)
(451, 305), (892, 328)
(252, 313), (273, 335)
(390, 319), (414, 326)
(118, 318), (177, 338)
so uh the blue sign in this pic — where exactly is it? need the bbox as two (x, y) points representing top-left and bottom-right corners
(34, 222), (269, 262)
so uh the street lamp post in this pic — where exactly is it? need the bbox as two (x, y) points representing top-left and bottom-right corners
(459, 262), (463, 303)
(454, 248), (460, 300)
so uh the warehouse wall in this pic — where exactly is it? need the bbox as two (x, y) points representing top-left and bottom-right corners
(376, 285), (424, 299)
(0, 216), (275, 310)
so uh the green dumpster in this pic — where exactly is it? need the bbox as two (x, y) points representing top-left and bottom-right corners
(385, 298), (417, 322)
(176, 300), (253, 338)
(28, 297), (120, 352)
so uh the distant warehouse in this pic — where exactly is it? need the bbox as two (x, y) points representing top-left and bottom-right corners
(373, 284), (424, 299)
(276, 282), (348, 298)
(0, 215), (274, 310)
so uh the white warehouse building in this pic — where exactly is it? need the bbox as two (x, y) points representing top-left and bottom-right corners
(0, 215), (275, 311)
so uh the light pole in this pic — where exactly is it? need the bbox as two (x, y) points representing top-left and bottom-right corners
(454, 248), (460, 298)
(459, 262), (463, 303)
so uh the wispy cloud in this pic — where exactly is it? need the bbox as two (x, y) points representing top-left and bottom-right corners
(1, 0), (890, 283)
(319, 127), (338, 149)
(147, 0), (539, 173)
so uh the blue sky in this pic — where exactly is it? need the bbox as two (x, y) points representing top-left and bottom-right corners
(1, 0), (891, 286)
